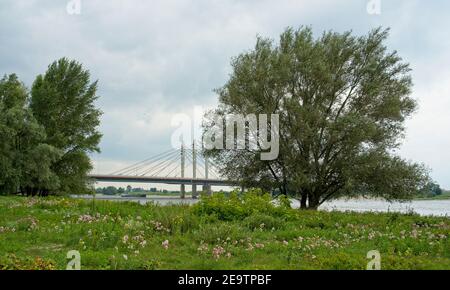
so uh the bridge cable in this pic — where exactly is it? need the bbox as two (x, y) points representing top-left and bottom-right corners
(139, 150), (180, 176)
(151, 154), (181, 177)
(193, 149), (221, 179)
(110, 148), (176, 175)
(186, 149), (207, 179)
(165, 155), (182, 177)
(111, 148), (178, 175)
(121, 149), (179, 176)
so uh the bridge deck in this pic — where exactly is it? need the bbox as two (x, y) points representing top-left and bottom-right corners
(88, 174), (235, 186)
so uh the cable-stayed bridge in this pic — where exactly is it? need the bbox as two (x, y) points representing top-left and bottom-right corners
(88, 143), (235, 198)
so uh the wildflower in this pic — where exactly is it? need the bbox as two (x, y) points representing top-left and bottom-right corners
(282, 240), (289, 246)
(197, 242), (209, 254)
(212, 246), (225, 260)
(78, 214), (96, 223)
(123, 254), (128, 260)
(122, 235), (129, 244)
(162, 240), (169, 250)
(255, 243), (265, 249)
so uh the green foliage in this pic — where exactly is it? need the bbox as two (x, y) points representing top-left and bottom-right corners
(205, 26), (429, 209)
(243, 213), (285, 231)
(0, 74), (61, 195)
(420, 182), (443, 197)
(30, 58), (102, 195)
(0, 196), (448, 270)
(192, 189), (291, 221)
(0, 58), (101, 196)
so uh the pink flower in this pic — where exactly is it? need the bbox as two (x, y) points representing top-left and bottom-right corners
(255, 243), (265, 249)
(212, 246), (225, 260)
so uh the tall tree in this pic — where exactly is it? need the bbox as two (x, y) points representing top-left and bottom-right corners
(0, 74), (60, 196)
(30, 58), (102, 195)
(205, 27), (429, 210)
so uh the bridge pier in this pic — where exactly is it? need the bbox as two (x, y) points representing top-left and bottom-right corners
(202, 184), (212, 196)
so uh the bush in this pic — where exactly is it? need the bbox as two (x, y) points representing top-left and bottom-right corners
(192, 189), (291, 221)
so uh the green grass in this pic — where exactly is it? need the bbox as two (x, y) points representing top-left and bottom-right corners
(0, 194), (448, 270)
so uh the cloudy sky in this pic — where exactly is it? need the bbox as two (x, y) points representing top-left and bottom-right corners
(1, 0), (450, 188)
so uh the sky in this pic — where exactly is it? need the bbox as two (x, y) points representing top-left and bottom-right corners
(1, 0), (450, 189)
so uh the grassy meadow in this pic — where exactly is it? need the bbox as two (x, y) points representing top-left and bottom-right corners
(0, 193), (449, 270)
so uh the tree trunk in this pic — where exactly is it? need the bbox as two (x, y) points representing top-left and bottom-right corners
(308, 194), (319, 210)
(300, 193), (307, 210)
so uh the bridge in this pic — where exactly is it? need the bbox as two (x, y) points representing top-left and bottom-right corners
(88, 143), (236, 198)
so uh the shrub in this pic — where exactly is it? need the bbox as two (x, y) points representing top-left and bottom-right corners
(192, 189), (291, 221)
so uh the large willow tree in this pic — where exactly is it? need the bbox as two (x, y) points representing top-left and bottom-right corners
(205, 27), (428, 210)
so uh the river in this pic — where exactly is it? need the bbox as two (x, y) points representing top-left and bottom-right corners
(73, 195), (450, 217)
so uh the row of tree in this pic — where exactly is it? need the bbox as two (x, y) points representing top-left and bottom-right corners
(0, 58), (102, 196)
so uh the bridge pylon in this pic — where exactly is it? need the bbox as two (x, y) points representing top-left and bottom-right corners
(180, 143), (185, 199)
(203, 156), (212, 196)
(192, 142), (198, 198)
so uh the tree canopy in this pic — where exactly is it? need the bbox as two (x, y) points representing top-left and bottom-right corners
(0, 74), (61, 195)
(30, 58), (102, 195)
(0, 58), (102, 196)
(205, 27), (429, 209)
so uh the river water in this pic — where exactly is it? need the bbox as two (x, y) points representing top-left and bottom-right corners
(300, 199), (449, 217)
(73, 195), (450, 217)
